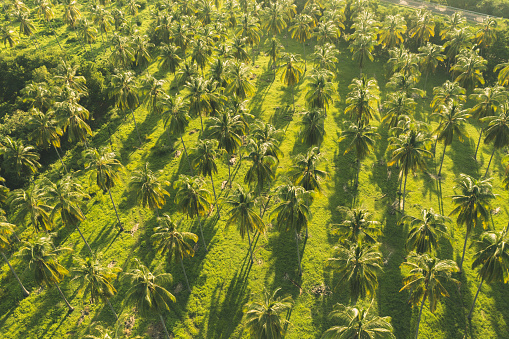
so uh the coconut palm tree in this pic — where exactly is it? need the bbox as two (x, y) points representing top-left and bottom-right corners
(62, 0), (81, 28)
(443, 28), (473, 64)
(418, 43), (445, 92)
(339, 122), (379, 187)
(450, 48), (487, 90)
(55, 60), (88, 95)
(51, 91), (92, 145)
(0, 137), (41, 178)
(77, 18), (97, 51)
(191, 37), (213, 75)
(225, 61), (255, 100)
(251, 123), (284, 161)
(400, 253), (459, 339)
(173, 175), (212, 251)
(482, 110), (509, 177)
(18, 235), (74, 312)
(378, 14), (406, 50)
(230, 37), (250, 63)
(382, 92), (416, 131)
(404, 208), (449, 254)
(313, 21), (341, 45)
(262, 1), (288, 37)
(299, 108), (326, 148)
(185, 77), (213, 133)
(279, 53), (304, 111)
(27, 108), (65, 170)
(158, 43), (182, 74)
(272, 184), (311, 276)
(388, 130), (432, 213)
(431, 80), (466, 113)
(328, 240), (383, 302)
(322, 303), (395, 339)
(333, 206), (381, 245)
(409, 9), (435, 47)
(469, 229), (509, 320)
(192, 139), (221, 216)
(289, 147), (327, 192)
(469, 86), (507, 160)
(91, 6), (112, 45)
(475, 17), (498, 52)
(83, 148), (124, 232)
(1, 25), (18, 47)
(265, 37), (284, 77)
(432, 102), (470, 176)
(109, 34), (135, 69)
(290, 14), (314, 70)
(139, 75), (166, 115)
(244, 140), (278, 196)
(109, 70), (141, 144)
(72, 255), (122, 320)
(305, 71), (334, 115)
(312, 43), (339, 73)
(124, 259), (175, 339)
(245, 287), (293, 339)
(152, 214), (198, 292)
(344, 76), (380, 125)
(450, 174), (495, 271)
(440, 12), (466, 40)
(0, 217), (30, 297)
(129, 162), (170, 216)
(226, 185), (266, 263)
(8, 185), (52, 233)
(348, 33), (376, 76)
(494, 60), (509, 86)
(131, 34), (153, 70)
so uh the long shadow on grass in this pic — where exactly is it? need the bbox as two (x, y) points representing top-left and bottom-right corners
(448, 136), (479, 179)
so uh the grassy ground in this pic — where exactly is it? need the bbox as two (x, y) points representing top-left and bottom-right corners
(1, 2), (509, 339)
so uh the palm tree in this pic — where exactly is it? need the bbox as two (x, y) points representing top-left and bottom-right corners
(109, 71), (141, 144)
(35, 0), (62, 50)
(152, 214), (198, 292)
(378, 14), (406, 50)
(418, 43), (445, 92)
(289, 14), (313, 70)
(129, 162), (170, 216)
(450, 48), (487, 90)
(18, 235), (74, 312)
(52, 92), (93, 145)
(272, 184), (311, 276)
(481, 110), (509, 177)
(225, 61), (255, 100)
(333, 206), (380, 244)
(173, 175), (212, 251)
(226, 185), (266, 263)
(312, 43), (338, 73)
(55, 60), (88, 95)
(45, 174), (93, 253)
(131, 34), (153, 70)
(140, 75), (166, 115)
(442, 28), (473, 64)
(305, 71), (334, 115)
(404, 208), (449, 254)
(158, 43), (182, 74)
(245, 287), (293, 339)
(244, 140), (278, 196)
(265, 37), (284, 75)
(400, 253), (458, 339)
(0, 218), (30, 297)
(409, 9), (435, 46)
(348, 33), (376, 76)
(62, 0), (81, 28)
(17, 13), (38, 48)
(124, 259), (175, 339)
(0, 137), (41, 178)
(279, 53), (304, 111)
(469, 86), (507, 160)
(431, 80), (466, 113)
(110, 34), (135, 69)
(91, 6), (112, 45)
(1, 25), (18, 47)
(450, 174), (495, 271)
(262, 1), (288, 37)
(432, 103), (470, 176)
(322, 303), (395, 339)
(27, 108), (65, 170)
(72, 255), (122, 320)
(299, 108), (326, 148)
(469, 229), (509, 320)
(328, 240), (383, 302)
(191, 37), (213, 74)
(8, 185), (52, 233)
(185, 77), (213, 133)
(345, 76), (380, 126)
(230, 37), (251, 63)
(251, 123), (284, 161)
(192, 139), (221, 216)
(388, 130), (432, 213)
(494, 60), (509, 86)
(289, 147), (327, 192)
(382, 92), (416, 131)
(313, 21), (341, 45)
(83, 148), (124, 232)
(475, 17), (498, 52)
(339, 122), (379, 187)
(440, 12), (466, 40)
(77, 18), (97, 51)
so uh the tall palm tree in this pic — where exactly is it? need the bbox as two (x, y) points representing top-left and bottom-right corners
(388, 130), (432, 213)
(450, 48), (487, 90)
(226, 185), (266, 263)
(400, 253), (458, 339)
(440, 12), (466, 40)
(251, 123), (284, 161)
(0, 217), (30, 297)
(245, 287), (293, 339)
(1, 25), (18, 47)
(404, 208), (449, 254)
(409, 9), (435, 47)
(312, 43), (339, 73)
(185, 77), (213, 133)
(124, 259), (175, 339)
(299, 108), (326, 148)
(173, 175), (212, 251)
(139, 75), (166, 115)
(289, 147), (327, 192)
(450, 174), (495, 271)
(158, 43), (182, 74)
(91, 6), (112, 45)
(265, 37), (284, 76)
(339, 122), (379, 187)
(481, 110), (509, 177)
(305, 71), (334, 115)
(432, 102), (470, 176)
(8, 185), (52, 233)
(378, 14), (406, 50)
(344, 76), (380, 125)
(192, 139), (221, 216)
(83, 148), (124, 232)
(244, 140), (278, 196)
(51, 92), (92, 145)
(333, 206), (380, 245)
(129, 162), (170, 215)
(430, 80), (466, 113)
(72, 255), (122, 320)
(279, 53), (304, 111)
(109, 34), (135, 69)
(313, 21), (341, 45)
(109, 71), (141, 144)
(328, 240), (383, 302)
(225, 61), (255, 100)
(475, 17), (498, 52)
(18, 236), (74, 312)
(443, 28), (473, 64)
(62, 0), (81, 28)
(152, 214), (198, 292)
(322, 303), (395, 339)
(131, 34), (153, 70)
(382, 92), (416, 131)
(191, 37), (213, 74)
(348, 32), (376, 76)
(469, 229), (509, 320)
(77, 18), (97, 51)
(27, 108), (65, 170)
(289, 14), (313, 70)
(262, 1), (288, 37)
(494, 60), (509, 86)
(272, 184), (311, 276)
(0, 137), (41, 178)
(418, 43), (445, 92)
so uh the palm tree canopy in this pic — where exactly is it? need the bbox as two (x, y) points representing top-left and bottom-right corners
(129, 162), (169, 210)
(192, 139), (220, 178)
(8, 184), (53, 232)
(226, 185), (266, 239)
(432, 102), (470, 147)
(339, 122), (379, 162)
(271, 184), (311, 234)
(0, 136), (41, 177)
(299, 108), (326, 147)
(345, 76), (380, 125)
(471, 229), (509, 284)
(289, 147), (327, 192)
(482, 110), (509, 151)
(404, 208), (449, 254)
(152, 214), (198, 263)
(173, 175), (212, 219)
(388, 129), (432, 179)
(83, 148), (123, 192)
(333, 206), (381, 244)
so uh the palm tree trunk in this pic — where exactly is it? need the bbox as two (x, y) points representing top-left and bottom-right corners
(474, 127), (484, 160)
(54, 283), (74, 313)
(106, 298), (119, 320)
(468, 279), (483, 321)
(438, 143), (447, 177)
(53, 144), (67, 173)
(131, 110), (142, 146)
(180, 258), (191, 292)
(303, 41), (306, 72)
(247, 229), (253, 264)
(1, 251), (29, 297)
(402, 172), (408, 213)
(75, 224), (93, 255)
(459, 230), (469, 272)
(180, 136), (194, 175)
(199, 113), (204, 134)
(210, 174), (219, 218)
(424, 71), (429, 94)
(355, 159), (360, 187)
(484, 147), (496, 178)
(291, 85), (295, 112)
(228, 159), (232, 189)
(295, 229), (302, 276)
(198, 215), (207, 252)
(415, 294), (426, 339)
(158, 313), (171, 339)
(108, 188), (124, 232)
(48, 20), (63, 52)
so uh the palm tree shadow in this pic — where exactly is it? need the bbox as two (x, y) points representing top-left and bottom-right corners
(270, 105), (294, 131)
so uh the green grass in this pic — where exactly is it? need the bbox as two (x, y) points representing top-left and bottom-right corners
(1, 2), (509, 339)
